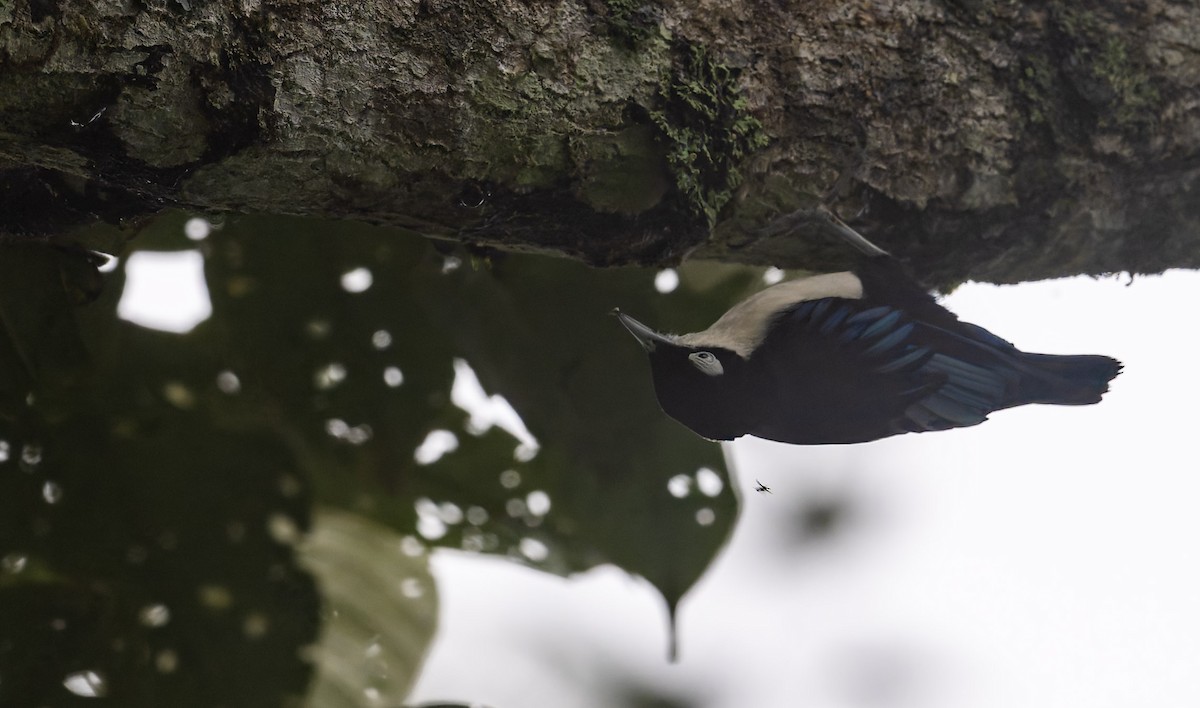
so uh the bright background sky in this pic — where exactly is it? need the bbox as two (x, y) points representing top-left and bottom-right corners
(117, 231), (1200, 708)
(411, 271), (1200, 708)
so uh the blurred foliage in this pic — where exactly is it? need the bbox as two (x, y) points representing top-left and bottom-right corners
(0, 245), (94, 418)
(0, 212), (771, 705)
(299, 510), (437, 706)
(0, 417), (319, 706)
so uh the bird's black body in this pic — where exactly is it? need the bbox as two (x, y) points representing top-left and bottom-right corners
(618, 247), (1121, 446)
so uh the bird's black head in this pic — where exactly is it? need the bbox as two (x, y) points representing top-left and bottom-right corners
(614, 310), (754, 441)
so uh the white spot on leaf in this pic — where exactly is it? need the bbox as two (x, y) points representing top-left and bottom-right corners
(63, 670), (107, 698)
(695, 467), (724, 497)
(667, 474), (692, 498)
(118, 250), (211, 333)
(519, 537), (549, 562)
(655, 269), (679, 293)
(413, 429), (458, 465)
(340, 267), (373, 293)
(184, 217), (211, 241)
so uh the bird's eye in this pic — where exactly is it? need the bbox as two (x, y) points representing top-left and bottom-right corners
(688, 351), (724, 376)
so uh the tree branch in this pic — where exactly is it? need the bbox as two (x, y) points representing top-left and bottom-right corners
(2, 0), (1198, 285)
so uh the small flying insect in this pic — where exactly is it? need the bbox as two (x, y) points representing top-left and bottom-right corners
(754, 480), (772, 494)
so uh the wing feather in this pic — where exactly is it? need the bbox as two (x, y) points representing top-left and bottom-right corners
(758, 297), (1027, 438)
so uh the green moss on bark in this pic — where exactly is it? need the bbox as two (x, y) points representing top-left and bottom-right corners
(1051, 6), (1160, 134)
(599, 0), (660, 47)
(1016, 55), (1056, 126)
(649, 44), (768, 227)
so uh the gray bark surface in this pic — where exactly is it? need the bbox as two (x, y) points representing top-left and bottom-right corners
(2, 0), (1198, 285)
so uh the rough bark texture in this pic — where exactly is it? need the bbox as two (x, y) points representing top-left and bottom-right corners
(2, 0), (1198, 286)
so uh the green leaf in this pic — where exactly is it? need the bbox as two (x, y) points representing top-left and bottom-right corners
(196, 214), (748, 644)
(2, 210), (769, 702)
(0, 244), (95, 417)
(0, 418), (319, 707)
(298, 509), (438, 707)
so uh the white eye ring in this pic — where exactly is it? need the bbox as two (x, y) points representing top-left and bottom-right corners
(689, 351), (724, 376)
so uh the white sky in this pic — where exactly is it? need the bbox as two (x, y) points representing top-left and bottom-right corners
(117, 250), (211, 333)
(115, 243), (1200, 708)
(410, 270), (1200, 708)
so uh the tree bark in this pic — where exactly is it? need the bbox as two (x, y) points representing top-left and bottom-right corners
(2, 0), (1198, 286)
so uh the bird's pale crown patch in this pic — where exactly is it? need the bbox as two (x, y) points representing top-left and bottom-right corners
(676, 272), (864, 357)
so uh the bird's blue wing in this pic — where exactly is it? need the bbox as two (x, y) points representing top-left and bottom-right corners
(782, 299), (1020, 433)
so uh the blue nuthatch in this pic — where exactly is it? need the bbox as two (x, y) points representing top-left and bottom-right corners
(616, 214), (1121, 445)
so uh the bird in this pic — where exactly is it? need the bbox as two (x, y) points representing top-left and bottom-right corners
(615, 210), (1122, 445)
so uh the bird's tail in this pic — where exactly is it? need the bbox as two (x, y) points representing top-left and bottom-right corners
(1015, 353), (1122, 406)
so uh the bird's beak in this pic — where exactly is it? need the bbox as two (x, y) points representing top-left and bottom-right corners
(612, 309), (673, 352)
